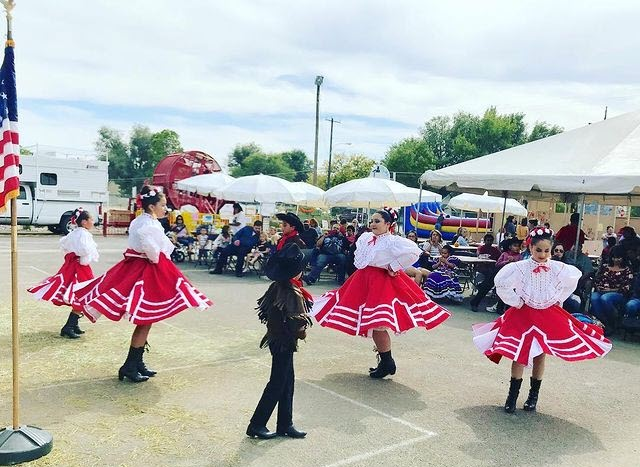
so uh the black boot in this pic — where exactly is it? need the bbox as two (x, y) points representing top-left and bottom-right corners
(137, 342), (157, 377)
(73, 313), (85, 334)
(369, 350), (396, 379)
(60, 312), (81, 339)
(118, 347), (149, 383)
(504, 377), (523, 413)
(523, 377), (542, 412)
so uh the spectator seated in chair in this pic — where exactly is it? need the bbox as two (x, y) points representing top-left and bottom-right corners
(562, 242), (595, 313)
(210, 221), (262, 277)
(171, 215), (195, 251)
(590, 246), (633, 337)
(404, 230), (431, 286)
(303, 224), (347, 285)
(422, 245), (464, 302)
(247, 232), (272, 267)
(469, 233), (502, 312)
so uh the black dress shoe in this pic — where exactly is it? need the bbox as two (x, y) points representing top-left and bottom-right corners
(246, 424), (277, 439)
(277, 425), (307, 438)
(60, 326), (81, 339)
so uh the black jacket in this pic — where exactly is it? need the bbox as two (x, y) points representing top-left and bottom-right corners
(257, 281), (312, 353)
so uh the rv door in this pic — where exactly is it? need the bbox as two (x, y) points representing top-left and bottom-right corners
(0, 184), (32, 223)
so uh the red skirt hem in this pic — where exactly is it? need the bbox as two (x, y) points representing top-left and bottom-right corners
(312, 266), (451, 337)
(472, 304), (612, 367)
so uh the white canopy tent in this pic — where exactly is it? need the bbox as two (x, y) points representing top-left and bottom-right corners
(175, 172), (236, 197)
(324, 178), (441, 208)
(420, 109), (640, 204)
(448, 192), (527, 216)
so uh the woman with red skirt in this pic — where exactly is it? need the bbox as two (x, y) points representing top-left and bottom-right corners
(472, 226), (612, 413)
(312, 208), (451, 378)
(74, 186), (212, 382)
(28, 208), (98, 339)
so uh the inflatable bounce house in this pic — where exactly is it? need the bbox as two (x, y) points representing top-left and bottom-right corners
(403, 202), (491, 241)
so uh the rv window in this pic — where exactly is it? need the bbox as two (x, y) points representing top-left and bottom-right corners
(18, 186), (26, 200)
(40, 173), (57, 186)
(18, 164), (22, 175)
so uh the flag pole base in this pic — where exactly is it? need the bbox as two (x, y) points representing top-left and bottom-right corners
(0, 425), (53, 465)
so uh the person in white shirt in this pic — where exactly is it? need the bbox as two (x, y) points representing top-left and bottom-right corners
(472, 227), (612, 414)
(74, 186), (212, 383)
(28, 208), (99, 339)
(312, 208), (451, 379)
(229, 202), (250, 235)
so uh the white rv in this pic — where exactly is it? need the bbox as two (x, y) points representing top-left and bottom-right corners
(0, 152), (109, 234)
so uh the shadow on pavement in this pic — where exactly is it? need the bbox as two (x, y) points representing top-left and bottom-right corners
(455, 405), (605, 466)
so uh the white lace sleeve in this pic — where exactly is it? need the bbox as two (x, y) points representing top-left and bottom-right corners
(494, 262), (525, 308)
(354, 232), (375, 270)
(388, 236), (421, 272)
(138, 222), (175, 263)
(555, 262), (582, 303)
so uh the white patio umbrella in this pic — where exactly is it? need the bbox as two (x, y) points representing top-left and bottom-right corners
(175, 172), (236, 197)
(214, 174), (301, 204)
(448, 192), (527, 216)
(324, 178), (441, 208)
(290, 182), (326, 207)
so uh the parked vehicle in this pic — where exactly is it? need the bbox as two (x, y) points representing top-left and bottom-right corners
(0, 152), (109, 234)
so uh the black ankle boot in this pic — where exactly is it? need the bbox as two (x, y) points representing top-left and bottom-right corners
(523, 377), (542, 411)
(60, 312), (81, 339)
(504, 377), (523, 413)
(369, 351), (396, 379)
(137, 342), (157, 377)
(118, 347), (149, 383)
(73, 313), (85, 334)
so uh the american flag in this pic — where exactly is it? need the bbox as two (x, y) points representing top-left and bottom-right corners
(0, 41), (18, 213)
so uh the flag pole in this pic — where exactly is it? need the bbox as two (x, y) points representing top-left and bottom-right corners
(0, 1), (53, 463)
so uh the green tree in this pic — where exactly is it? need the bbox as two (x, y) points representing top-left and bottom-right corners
(280, 149), (312, 182)
(528, 121), (563, 142)
(382, 137), (435, 187)
(230, 153), (296, 180)
(228, 143), (262, 168)
(323, 153), (376, 187)
(96, 125), (184, 196)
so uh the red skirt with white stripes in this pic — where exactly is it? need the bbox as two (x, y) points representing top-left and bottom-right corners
(73, 249), (212, 325)
(27, 253), (93, 312)
(472, 304), (612, 367)
(311, 266), (451, 337)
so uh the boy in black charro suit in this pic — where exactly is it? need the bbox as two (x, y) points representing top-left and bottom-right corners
(246, 243), (313, 439)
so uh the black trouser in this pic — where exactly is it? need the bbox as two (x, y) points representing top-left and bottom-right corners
(215, 244), (251, 275)
(250, 349), (295, 430)
(470, 271), (496, 306)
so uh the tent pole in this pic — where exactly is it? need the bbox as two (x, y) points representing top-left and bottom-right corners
(574, 193), (586, 261)
(499, 191), (508, 240)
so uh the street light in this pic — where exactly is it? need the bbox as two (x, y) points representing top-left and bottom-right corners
(312, 75), (324, 185)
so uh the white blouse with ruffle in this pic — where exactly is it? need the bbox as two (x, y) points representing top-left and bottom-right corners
(60, 227), (99, 266)
(494, 258), (581, 309)
(354, 232), (421, 272)
(128, 213), (175, 264)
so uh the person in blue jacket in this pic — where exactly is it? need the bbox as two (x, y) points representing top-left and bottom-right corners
(211, 220), (262, 277)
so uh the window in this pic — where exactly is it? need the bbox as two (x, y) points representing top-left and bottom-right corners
(18, 186), (26, 200)
(40, 173), (57, 186)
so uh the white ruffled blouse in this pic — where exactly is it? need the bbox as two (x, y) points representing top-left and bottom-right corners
(128, 213), (175, 264)
(60, 227), (99, 266)
(494, 258), (581, 309)
(354, 232), (421, 272)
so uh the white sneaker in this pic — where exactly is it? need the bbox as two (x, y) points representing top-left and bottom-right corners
(486, 304), (498, 313)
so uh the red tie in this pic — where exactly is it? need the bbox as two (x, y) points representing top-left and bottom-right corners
(532, 263), (550, 273)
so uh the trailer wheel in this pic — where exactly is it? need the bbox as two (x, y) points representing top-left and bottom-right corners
(58, 214), (73, 235)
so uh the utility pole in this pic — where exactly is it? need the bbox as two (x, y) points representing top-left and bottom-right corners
(312, 75), (324, 185)
(326, 117), (341, 189)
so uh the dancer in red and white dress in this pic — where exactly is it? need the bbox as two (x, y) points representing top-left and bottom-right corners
(472, 226), (612, 413)
(27, 208), (98, 339)
(312, 208), (451, 378)
(74, 186), (212, 382)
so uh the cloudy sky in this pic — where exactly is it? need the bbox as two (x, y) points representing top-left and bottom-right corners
(13, 0), (640, 168)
